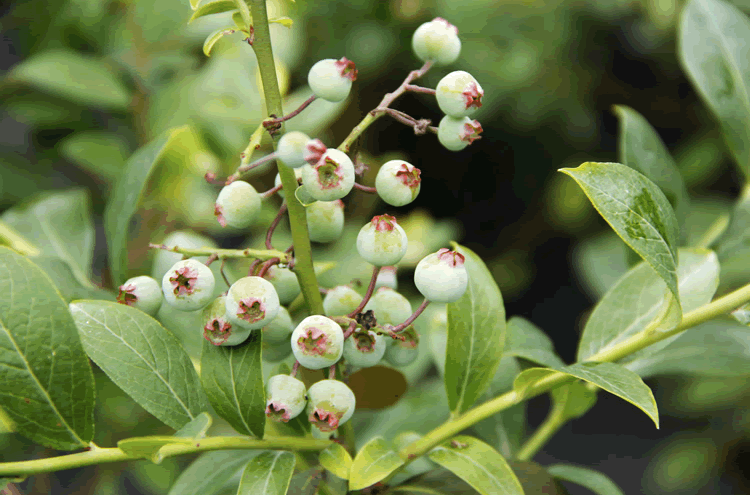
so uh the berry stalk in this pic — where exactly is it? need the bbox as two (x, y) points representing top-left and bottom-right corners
(347, 266), (380, 317)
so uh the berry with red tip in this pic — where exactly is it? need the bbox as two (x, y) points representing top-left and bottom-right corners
(343, 329), (387, 367)
(117, 275), (162, 316)
(214, 181), (261, 229)
(266, 375), (307, 423)
(225, 276), (281, 330)
(203, 295), (249, 346)
(307, 57), (358, 102)
(291, 315), (344, 369)
(437, 115), (483, 151)
(162, 259), (216, 311)
(301, 149), (355, 201)
(375, 160), (422, 207)
(307, 200), (345, 243)
(307, 379), (356, 432)
(414, 248), (468, 302)
(356, 215), (409, 266)
(412, 18), (461, 66)
(435, 70), (484, 118)
(323, 285), (362, 317)
(263, 265), (300, 305)
(277, 131), (311, 168)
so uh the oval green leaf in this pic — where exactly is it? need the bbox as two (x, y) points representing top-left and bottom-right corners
(427, 435), (524, 495)
(105, 125), (189, 285)
(349, 436), (404, 491)
(445, 242), (506, 415)
(117, 436), (194, 462)
(713, 190), (750, 293)
(58, 131), (130, 183)
(0, 247), (95, 450)
(578, 248), (719, 361)
(70, 300), (209, 430)
(505, 316), (565, 369)
(514, 362), (659, 428)
(237, 451), (295, 495)
(613, 104), (690, 227)
(199, 333), (265, 438)
(678, 0), (749, 178)
(188, 0), (237, 23)
(547, 464), (625, 495)
(550, 381), (598, 422)
(175, 411), (213, 438)
(560, 162), (681, 309)
(319, 442), (353, 480)
(168, 450), (261, 495)
(203, 28), (237, 57)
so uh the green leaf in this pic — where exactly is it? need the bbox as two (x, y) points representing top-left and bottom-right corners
(514, 362), (659, 428)
(117, 436), (195, 463)
(560, 162), (681, 310)
(445, 242), (506, 415)
(626, 317), (749, 378)
(713, 190), (750, 293)
(7, 49), (131, 110)
(0, 247), (95, 450)
(550, 381), (598, 421)
(319, 442), (353, 480)
(70, 300), (209, 430)
(578, 248), (720, 361)
(613, 105), (690, 227)
(231, 0), (252, 30)
(0, 220), (39, 256)
(295, 185), (318, 207)
(678, 0), (750, 178)
(200, 333), (265, 438)
(58, 131), (130, 183)
(31, 257), (114, 303)
(427, 436), (524, 495)
(236, 451), (296, 495)
(105, 126), (189, 285)
(188, 0), (238, 23)
(269, 16), (293, 28)
(349, 436), (405, 491)
(547, 464), (625, 495)
(175, 411), (213, 438)
(505, 316), (565, 368)
(2, 188), (95, 288)
(189, 0), (201, 9)
(203, 28), (237, 57)
(168, 450), (261, 495)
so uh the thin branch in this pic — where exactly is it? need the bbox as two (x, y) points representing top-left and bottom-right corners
(261, 183), (284, 199)
(263, 95), (317, 129)
(352, 182), (377, 194)
(266, 202), (288, 250)
(404, 84), (436, 95)
(149, 243), (289, 263)
(347, 266), (380, 317)
(390, 298), (430, 332)
(219, 259), (231, 288)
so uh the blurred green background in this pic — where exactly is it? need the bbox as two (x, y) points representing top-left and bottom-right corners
(0, 0), (748, 493)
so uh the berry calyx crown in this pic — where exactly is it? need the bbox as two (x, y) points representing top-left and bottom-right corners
(437, 248), (465, 267)
(433, 17), (458, 35)
(237, 297), (266, 323)
(462, 120), (483, 144)
(117, 284), (138, 306)
(395, 163), (421, 189)
(335, 57), (358, 81)
(462, 83), (483, 109)
(371, 214), (398, 232)
(169, 266), (198, 295)
(204, 318), (232, 345)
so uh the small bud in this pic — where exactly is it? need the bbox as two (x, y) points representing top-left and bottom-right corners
(307, 57), (357, 102)
(375, 160), (422, 207)
(343, 329), (387, 368)
(161, 259), (215, 311)
(291, 315), (344, 369)
(307, 200), (345, 243)
(323, 285), (363, 317)
(384, 326), (419, 367)
(214, 181), (262, 229)
(301, 149), (355, 201)
(414, 248), (468, 302)
(266, 375), (307, 422)
(437, 115), (482, 152)
(307, 379), (356, 432)
(225, 276), (281, 330)
(117, 275), (162, 316)
(356, 214), (409, 266)
(203, 295), (250, 346)
(364, 287), (412, 326)
(263, 265), (301, 305)
(435, 71), (484, 118)
(412, 18), (461, 66)
(277, 131), (312, 168)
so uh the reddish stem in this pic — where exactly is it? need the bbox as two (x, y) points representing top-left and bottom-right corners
(291, 360), (300, 378)
(248, 259), (262, 276)
(205, 253), (218, 266)
(263, 95), (317, 127)
(404, 84), (436, 95)
(228, 152), (279, 183)
(261, 183), (284, 199)
(257, 257), (280, 278)
(219, 259), (231, 288)
(352, 182), (377, 194)
(391, 298), (430, 332)
(347, 266), (380, 318)
(328, 364), (337, 380)
(266, 202), (288, 250)
(342, 321), (357, 340)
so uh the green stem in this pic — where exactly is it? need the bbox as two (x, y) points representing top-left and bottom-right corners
(695, 213), (730, 249)
(515, 396), (568, 462)
(148, 244), (289, 263)
(248, 0), (323, 316)
(397, 284), (750, 466)
(0, 436), (331, 477)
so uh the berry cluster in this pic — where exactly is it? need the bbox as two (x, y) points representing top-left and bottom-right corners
(127, 17), (476, 437)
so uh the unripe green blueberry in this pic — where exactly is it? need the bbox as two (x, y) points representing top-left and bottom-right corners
(262, 306), (294, 344)
(374, 266), (398, 290)
(214, 181), (261, 229)
(263, 265), (301, 305)
(225, 276), (281, 330)
(384, 326), (419, 367)
(307, 200), (345, 243)
(202, 295), (250, 346)
(411, 18), (461, 66)
(301, 149), (355, 201)
(435, 70), (484, 118)
(291, 315), (344, 369)
(343, 329), (387, 367)
(262, 338), (293, 363)
(307, 379), (356, 432)
(151, 230), (216, 281)
(437, 115), (483, 151)
(307, 57), (358, 102)
(364, 287), (412, 325)
(375, 160), (422, 207)
(117, 275), (162, 316)
(356, 214), (409, 267)
(415, 248), (468, 303)
(277, 131), (311, 168)
(265, 374), (307, 422)
(274, 168), (303, 199)
(162, 259), (215, 311)
(323, 285), (362, 317)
